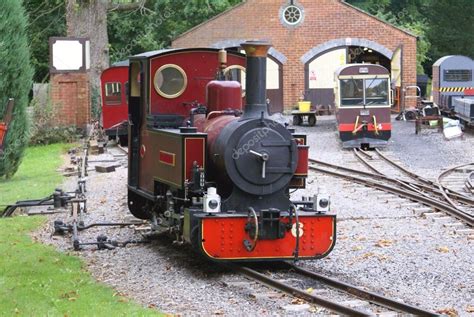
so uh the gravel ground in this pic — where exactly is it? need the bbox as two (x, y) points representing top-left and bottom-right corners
(33, 117), (473, 316)
(298, 115), (474, 316)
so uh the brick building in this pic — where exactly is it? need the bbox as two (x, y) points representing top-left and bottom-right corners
(172, 0), (417, 113)
(50, 73), (90, 128)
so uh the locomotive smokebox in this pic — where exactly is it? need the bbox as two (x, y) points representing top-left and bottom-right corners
(240, 41), (272, 119)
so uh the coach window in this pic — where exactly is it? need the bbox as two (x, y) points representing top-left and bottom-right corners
(444, 69), (472, 82)
(105, 82), (122, 105)
(340, 79), (364, 106)
(365, 78), (389, 106)
(154, 64), (187, 98)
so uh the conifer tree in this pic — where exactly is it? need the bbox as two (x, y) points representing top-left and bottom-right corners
(0, 0), (33, 178)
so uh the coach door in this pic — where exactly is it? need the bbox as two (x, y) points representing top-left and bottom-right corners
(391, 46), (402, 111)
(128, 60), (142, 187)
(305, 48), (347, 112)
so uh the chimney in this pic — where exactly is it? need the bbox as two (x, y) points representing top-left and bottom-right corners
(240, 40), (272, 119)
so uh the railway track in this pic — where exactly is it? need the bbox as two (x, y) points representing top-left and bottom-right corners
(235, 262), (437, 316)
(356, 149), (474, 220)
(309, 153), (474, 227)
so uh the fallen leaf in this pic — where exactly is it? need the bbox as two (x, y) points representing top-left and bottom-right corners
(213, 310), (224, 315)
(436, 246), (450, 253)
(436, 308), (458, 317)
(306, 287), (314, 294)
(361, 252), (375, 259)
(375, 239), (393, 247)
(352, 246), (363, 251)
(291, 298), (305, 305)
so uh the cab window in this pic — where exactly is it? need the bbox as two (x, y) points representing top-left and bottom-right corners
(365, 78), (389, 105)
(105, 82), (122, 105)
(153, 64), (187, 99)
(340, 79), (363, 106)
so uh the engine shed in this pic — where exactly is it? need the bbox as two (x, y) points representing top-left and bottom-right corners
(171, 0), (418, 113)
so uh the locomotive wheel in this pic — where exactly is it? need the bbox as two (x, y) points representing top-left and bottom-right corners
(308, 114), (317, 127)
(127, 189), (151, 220)
(293, 115), (302, 126)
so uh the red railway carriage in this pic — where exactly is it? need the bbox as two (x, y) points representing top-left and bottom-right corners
(101, 60), (129, 142)
(335, 64), (392, 149)
(126, 43), (336, 262)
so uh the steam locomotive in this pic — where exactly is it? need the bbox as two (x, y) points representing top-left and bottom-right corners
(126, 41), (336, 262)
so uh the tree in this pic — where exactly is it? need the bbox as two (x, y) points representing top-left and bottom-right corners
(426, 0), (474, 63)
(108, 0), (242, 63)
(65, 0), (147, 90)
(24, 0), (66, 83)
(0, 0), (34, 178)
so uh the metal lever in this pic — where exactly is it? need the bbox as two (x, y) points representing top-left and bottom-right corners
(249, 150), (269, 178)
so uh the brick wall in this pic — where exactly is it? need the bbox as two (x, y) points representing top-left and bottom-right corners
(50, 73), (90, 128)
(172, 0), (418, 110)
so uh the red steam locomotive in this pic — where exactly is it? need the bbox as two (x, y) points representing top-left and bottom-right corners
(100, 60), (129, 143)
(126, 41), (336, 262)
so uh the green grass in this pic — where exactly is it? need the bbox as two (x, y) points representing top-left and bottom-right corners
(0, 144), (160, 316)
(0, 143), (71, 209)
(0, 216), (160, 316)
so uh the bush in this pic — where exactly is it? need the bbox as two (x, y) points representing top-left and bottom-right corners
(0, 0), (34, 178)
(29, 100), (78, 145)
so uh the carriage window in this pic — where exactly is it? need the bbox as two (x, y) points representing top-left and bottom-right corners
(154, 64), (187, 98)
(365, 78), (389, 105)
(444, 69), (472, 82)
(105, 82), (122, 105)
(340, 79), (364, 106)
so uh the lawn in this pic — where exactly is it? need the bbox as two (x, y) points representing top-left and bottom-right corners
(0, 217), (160, 316)
(0, 144), (160, 316)
(0, 143), (71, 209)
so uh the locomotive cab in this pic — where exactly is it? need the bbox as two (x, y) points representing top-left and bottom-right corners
(335, 64), (392, 149)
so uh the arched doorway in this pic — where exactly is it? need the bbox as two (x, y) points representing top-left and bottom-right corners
(302, 38), (398, 112)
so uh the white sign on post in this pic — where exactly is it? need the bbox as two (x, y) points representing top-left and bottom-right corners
(49, 37), (90, 73)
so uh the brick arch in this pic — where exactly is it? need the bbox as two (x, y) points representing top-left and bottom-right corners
(210, 39), (288, 64)
(301, 38), (394, 64)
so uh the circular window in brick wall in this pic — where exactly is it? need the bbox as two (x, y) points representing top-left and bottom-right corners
(280, 3), (304, 27)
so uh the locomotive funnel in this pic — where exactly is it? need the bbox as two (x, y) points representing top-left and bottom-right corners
(241, 40), (272, 119)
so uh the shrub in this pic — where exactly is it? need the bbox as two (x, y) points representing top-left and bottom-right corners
(0, 0), (34, 178)
(29, 100), (79, 145)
